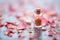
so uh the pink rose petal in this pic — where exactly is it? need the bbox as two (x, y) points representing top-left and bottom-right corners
(5, 29), (14, 37)
(48, 20), (55, 25)
(48, 29), (54, 36)
(41, 18), (48, 26)
(18, 24), (26, 30)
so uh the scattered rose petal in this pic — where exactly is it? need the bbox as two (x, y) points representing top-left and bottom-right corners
(41, 18), (48, 26)
(48, 20), (55, 25)
(52, 37), (57, 40)
(5, 22), (15, 29)
(5, 29), (14, 37)
(48, 29), (54, 37)
(42, 27), (46, 31)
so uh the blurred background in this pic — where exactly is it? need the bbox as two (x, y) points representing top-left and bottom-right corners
(0, 0), (60, 40)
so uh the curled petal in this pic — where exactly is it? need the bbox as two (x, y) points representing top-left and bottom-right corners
(18, 34), (25, 38)
(42, 27), (46, 31)
(50, 24), (58, 28)
(48, 29), (54, 36)
(17, 24), (26, 30)
(48, 20), (55, 25)
(5, 22), (17, 29)
(5, 29), (14, 37)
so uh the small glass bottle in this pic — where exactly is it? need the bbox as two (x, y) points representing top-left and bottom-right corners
(34, 8), (42, 40)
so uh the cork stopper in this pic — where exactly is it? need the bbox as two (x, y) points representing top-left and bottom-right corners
(35, 9), (41, 15)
